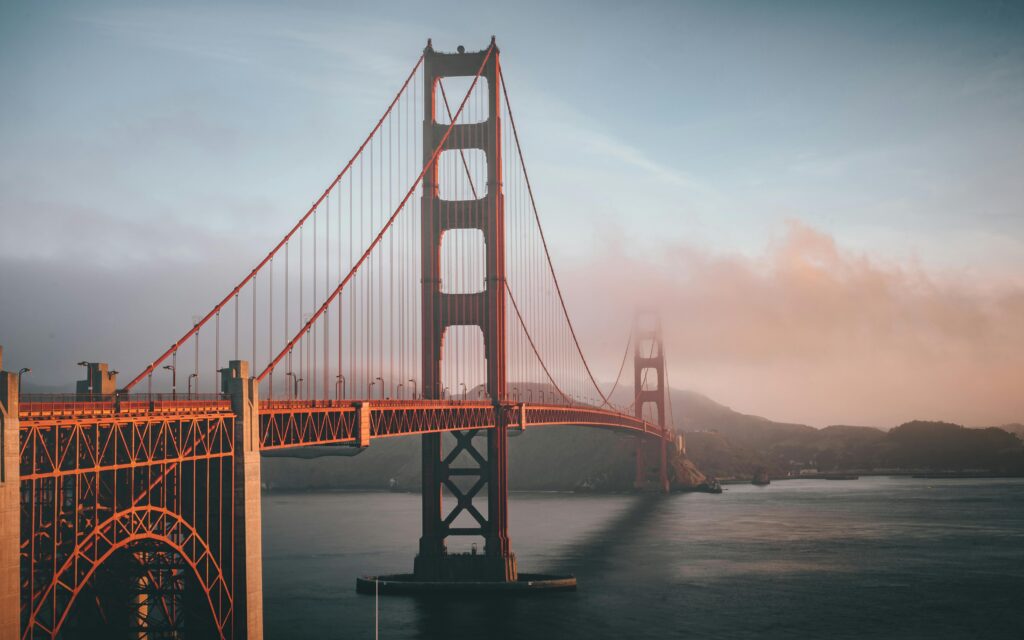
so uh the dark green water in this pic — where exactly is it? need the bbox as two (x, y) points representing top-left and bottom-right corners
(262, 477), (1024, 639)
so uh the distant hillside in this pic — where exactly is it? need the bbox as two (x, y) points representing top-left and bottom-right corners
(998, 423), (1024, 439)
(665, 389), (816, 446)
(262, 426), (642, 492)
(256, 387), (1024, 489)
(874, 421), (1023, 471)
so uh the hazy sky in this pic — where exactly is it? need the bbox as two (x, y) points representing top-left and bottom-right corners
(1, 0), (1022, 427)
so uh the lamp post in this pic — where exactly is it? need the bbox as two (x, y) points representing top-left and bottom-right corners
(459, 382), (467, 400)
(375, 376), (385, 400)
(17, 367), (30, 400)
(442, 386), (449, 400)
(396, 383), (404, 399)
(335, 374), (346, 400)
(285, 372), (298, 399)
(512, 386), (519, 402)
(162, 364), (176, 399)
(187, 373), (198, 398)
(408, 378), (417, 400)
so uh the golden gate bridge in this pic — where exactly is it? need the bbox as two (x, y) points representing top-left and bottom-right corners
(0, 38), (681, 639)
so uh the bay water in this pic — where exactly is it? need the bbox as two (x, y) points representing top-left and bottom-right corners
(262, 477), (1024, 639)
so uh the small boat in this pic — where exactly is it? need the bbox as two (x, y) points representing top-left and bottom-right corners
(700, 477), (723, 494)
(751, 467), (771, 486)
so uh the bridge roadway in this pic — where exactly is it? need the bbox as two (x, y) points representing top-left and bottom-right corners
(10, 390), (672, 639)
(17, 396), (669, 476)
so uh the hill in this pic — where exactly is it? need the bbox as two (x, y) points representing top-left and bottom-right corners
(258, 388), (1024, 490)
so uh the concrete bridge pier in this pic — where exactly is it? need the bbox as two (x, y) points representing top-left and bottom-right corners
(0, 347), (21, 640)
(222, 360), (264, 640)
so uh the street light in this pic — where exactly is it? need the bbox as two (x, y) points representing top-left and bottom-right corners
(408, 378), (417, 400)
(17, 368), (30, 399)
(442, 386), (449, 400)
(459, 382), (468, 400)
(285, 372), (299, 399)
(162, 364), (176, 399)
(512, 386), (519, 402)
(375, 376), (385, 400)
(335, 374), (346, 400)
(187, 373), (198, 398)
(396, 383), (404, 399)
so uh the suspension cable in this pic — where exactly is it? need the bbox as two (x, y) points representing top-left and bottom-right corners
(505, 283), (571, 404)
(258, 44), (496, 381)
(499, 64), (620, 409)
(605, 326), (633, 405)
(123, 54), (426, 393)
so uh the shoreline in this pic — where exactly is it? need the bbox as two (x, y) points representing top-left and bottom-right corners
(261, 473), (1024, 495)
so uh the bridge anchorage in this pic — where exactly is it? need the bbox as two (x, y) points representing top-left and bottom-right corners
(1, 36), (683, 636)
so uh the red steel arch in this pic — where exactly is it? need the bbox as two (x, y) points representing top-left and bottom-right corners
(26, 505), (231, 640)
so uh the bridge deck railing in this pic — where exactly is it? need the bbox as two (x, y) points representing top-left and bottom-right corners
(19, 393), (231, 422)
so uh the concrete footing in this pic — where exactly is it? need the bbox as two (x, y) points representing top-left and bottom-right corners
(356, 573), (576, 595)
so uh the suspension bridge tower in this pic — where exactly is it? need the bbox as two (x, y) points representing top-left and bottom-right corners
(634, 311), (671, 493)
(416, 38), (516, 582)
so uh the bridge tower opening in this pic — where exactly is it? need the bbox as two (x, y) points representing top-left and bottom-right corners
(416, 38), (516, 582)
(633, 311), (671, 493)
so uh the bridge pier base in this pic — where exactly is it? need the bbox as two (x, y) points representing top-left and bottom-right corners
(414, 424), (518, 582)
(634, 436), (671, 493)
(223, 361), (264, 640)
(0, 350), (21, 640)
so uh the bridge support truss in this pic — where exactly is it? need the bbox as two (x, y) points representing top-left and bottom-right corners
(5, 354), (265, 640)
(416, 39), (516, 582)
(633, 313), (671, 493)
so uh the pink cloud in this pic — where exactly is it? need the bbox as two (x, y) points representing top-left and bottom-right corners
(559, 220), (1024, 427)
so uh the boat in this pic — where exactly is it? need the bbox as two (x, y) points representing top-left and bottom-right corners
(700, 477), (723, 494)
(751, 467), (771, 486)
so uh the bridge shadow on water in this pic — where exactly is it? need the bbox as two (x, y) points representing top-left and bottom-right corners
(408, 493), (668, 640)
(547, 492), (665, 578)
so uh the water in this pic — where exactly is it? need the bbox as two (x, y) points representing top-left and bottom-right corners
(262, 477), (1024, 639)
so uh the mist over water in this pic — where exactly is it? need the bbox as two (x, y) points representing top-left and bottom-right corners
(262, 477), (1024, 639)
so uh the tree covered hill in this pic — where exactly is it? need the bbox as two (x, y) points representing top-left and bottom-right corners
(260, 389), (1024, 490)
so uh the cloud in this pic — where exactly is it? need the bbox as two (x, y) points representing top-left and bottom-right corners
(560, 220), (1024, 427)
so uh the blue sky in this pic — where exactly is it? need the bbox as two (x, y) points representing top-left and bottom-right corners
(1, 0), (1022, 426)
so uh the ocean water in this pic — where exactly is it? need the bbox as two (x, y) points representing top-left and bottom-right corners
(261, 477), (1024, 639)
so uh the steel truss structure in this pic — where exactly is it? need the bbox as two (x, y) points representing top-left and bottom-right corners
(18, 401), (236, 639)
